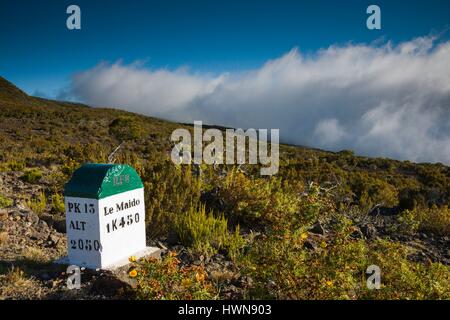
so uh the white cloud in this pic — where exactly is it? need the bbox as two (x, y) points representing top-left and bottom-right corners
(314, 119), (347, 147)
(66, 36), (450, 164)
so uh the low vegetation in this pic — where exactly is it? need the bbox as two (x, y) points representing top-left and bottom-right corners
(130, 253), (217, 300)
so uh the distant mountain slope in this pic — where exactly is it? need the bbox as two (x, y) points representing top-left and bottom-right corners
(0, 76), (31, 103)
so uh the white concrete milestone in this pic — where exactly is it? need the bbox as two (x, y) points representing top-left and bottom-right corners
(60, 163), (160, 269)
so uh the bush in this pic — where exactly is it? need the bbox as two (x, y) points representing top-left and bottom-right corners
(240, 216), (450, 299)
(217, 170), (301, 226)
(0, 193), (13, 208)
(144, 163), (202, 238)
(109, 116), (145, 141)
(350, 173), (398, 209)
(130, 252), (217, 300)
(174, 204), (244, 258)
(398, 205), (450, 236)
(26, 191), (47, 214)
(6, 161), (25, 171)
(20, 168), (42, 183)
(51, 193), (65, 214)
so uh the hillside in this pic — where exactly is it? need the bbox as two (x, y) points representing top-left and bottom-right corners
(0, 76), (449, 300)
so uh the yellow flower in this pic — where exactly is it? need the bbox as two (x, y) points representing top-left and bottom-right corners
(129, 256), (137, 263)
(195, 272), (205, 283)
(326, 280), (334, 287)
(129, 269), (138, 278)
(300, 232), (308, 240)
(320, 241), (327, 248)
(181, 278), (192, 288)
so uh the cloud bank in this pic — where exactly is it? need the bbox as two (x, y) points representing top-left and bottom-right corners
(66, 36), (450, 164)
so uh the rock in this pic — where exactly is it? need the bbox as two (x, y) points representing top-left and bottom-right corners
(52, 219), (66, 233)
(303, 239), (318, 250)
(25, 211), (39, 225)
(9, 210), (22, 219)
(350, 227), (364, 239)
(177, 250), (191, 264)
(35, 219), (49, 233)
(212, 253), (226, 262)
(361, 224), (377, 239)
(47, 233), (60, 246)
(310, 221), (325, 235)
(221, 285), (240, 299)
(156, 241), (167, 250)
(234, 275), (253, 288)
(193, 259), (202, 265)
(30, 230), (47, 241)
(0, 209), (7, 221)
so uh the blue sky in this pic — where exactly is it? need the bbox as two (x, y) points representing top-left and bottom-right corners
(1, 0), (449, 96)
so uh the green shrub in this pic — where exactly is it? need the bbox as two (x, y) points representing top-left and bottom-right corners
(240, 218), (450, 299)
(217, 170), (301, 226)
(361, 240), (450, 300)
(398, 205), (450, 236)
(6, 161), (25, 171)
(109, 116), (145, 141)
(144, 163), (202, 238)
(350, 173), (398, 210)
(51, 193), (65, 214)
(397, 209), (421, 235)
(0, 193), (13, 208)
(20, 168), (42, 183)
(174, 204), (244, 258)
(26, 191), (47, 215)
(130, 252), (217, 300)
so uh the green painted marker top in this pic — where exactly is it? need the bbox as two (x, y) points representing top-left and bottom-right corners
(64, 163), (144, 199)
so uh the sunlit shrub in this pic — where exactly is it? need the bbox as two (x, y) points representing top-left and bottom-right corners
(130, 252), (217, 300)
(5, 160), (25, 171)
(144, 163), (202, 238)
(217, 170), (301, 226)
(26, 191), (47, 215)
(51, 193), (65, 214)
(109, 116), (145, 141)
(20, 168), (42, 183)
(0, 193), (13, 208)
(350, 173), (399, 210)
(398, 205), (450, 236)
(174, 204), (245, 258)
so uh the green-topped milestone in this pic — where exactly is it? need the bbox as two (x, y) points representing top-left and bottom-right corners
(64, 163), (144, 199)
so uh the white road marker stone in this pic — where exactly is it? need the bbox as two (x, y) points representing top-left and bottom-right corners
(55, 163), (160, 269)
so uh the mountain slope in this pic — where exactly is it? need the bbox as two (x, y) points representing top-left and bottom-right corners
(0, 76), (31, 103)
